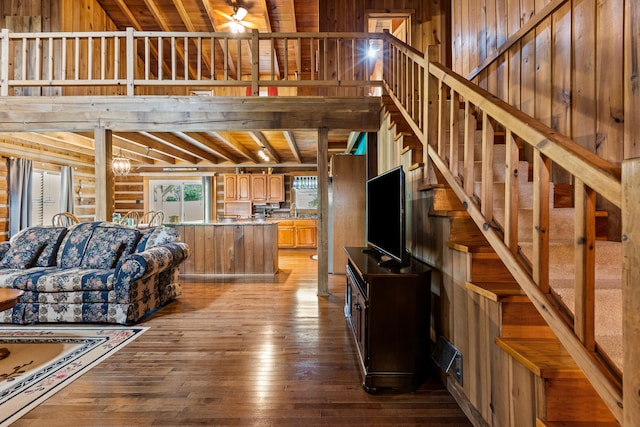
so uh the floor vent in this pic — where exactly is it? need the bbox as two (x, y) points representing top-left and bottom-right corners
(432, 336), (463, 386)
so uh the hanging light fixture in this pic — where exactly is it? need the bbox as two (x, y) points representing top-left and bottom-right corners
(112, 148), (131, 176)
(258, 147), (270, 162)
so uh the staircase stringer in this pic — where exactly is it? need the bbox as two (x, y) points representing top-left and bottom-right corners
(427, 145), (623, 422)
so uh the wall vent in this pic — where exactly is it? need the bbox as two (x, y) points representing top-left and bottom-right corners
(432, 336), (463, 385)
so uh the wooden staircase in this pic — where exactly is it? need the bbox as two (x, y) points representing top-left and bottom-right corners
(382, 100), (621, 426)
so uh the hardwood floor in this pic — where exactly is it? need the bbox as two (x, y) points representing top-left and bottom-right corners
(14, 249), (471, 426)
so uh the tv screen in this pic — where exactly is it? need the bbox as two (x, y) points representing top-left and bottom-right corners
(366, 166), (407, 266)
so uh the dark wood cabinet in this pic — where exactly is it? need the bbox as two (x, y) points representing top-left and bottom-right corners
(344, 247), (431, 393)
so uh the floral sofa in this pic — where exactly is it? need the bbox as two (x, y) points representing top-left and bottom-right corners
(0, 221), (189, 324)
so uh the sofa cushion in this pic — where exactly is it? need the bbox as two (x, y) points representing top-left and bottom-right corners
(7, 226), (68, 267)
(57, 222), (99, 268)
(136, 226), (179, 252)
(0, 242), (47, 269)
(81, 225), (141, 269)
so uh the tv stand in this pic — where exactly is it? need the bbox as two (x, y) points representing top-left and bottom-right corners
(361, 248), (409, 269)
(344, 246), (432, 393)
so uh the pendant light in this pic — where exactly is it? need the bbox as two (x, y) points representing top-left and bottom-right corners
(112, 148), (131, 176)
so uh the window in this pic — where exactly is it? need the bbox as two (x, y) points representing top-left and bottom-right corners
(149, 180), (203, 223)
(32, 169), (61, 226)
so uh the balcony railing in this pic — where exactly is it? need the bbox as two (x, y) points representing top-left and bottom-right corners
(0, 28), (386, 96)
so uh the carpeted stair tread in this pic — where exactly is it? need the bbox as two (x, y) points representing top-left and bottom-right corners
(519, 241), (622, 281)
(495, 338), (585, 379)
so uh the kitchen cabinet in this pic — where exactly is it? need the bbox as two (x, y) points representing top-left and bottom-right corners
(251, 174), (284, 203)
(266, 174), (284, 202)
(276, 220), (295, 248)
(274, 218), (317, 248)
(294, 219), (317, 248)
(224, 174), (251, 201)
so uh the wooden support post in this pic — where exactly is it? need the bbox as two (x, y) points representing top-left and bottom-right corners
(1, 29), (9, 96)
(251, 29), (259, 96)
(574, 179), (596, 350)
(317, 127), (329, 296)
(424, 45), (439, 183)
(532, 150), (550, 293)
(94, 127), (114, 221)
(622, 158), (640, 427)
(624, 0), (640, 158)
(126, 27), (134, 96)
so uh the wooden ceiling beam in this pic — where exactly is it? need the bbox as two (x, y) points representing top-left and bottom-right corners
(114, 0), (173, 78)
(116, 132), (200, 163)
(0, 136), (94, 168)
(249, 131), (281, 163)
(0, 96), (382, 132)
(209, 131), (260, 163)
(76, 132), (172, 163)
(201, 0), (238, 78)
(180, 132), (240, 163)
(145, 131), (221, 163)
(170, 0), (216, 78)
(284, 130), (302, 163)
(258, 0), (281, 79)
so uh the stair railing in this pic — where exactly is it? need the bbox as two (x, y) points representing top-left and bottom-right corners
(381, 34), (624, 423)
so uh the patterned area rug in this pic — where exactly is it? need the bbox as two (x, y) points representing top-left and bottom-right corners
(0, 326), (147, 426)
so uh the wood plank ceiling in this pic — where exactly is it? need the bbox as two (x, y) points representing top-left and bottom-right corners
(4, 1), (372, 174)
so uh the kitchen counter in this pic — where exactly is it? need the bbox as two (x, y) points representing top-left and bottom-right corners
(171, 222), (278, 277)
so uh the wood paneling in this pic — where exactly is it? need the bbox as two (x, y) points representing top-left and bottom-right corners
(450, 0), (627, 237)
(175, 223), (278, 276)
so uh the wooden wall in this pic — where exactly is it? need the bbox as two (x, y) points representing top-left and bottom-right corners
(318, 0), (449, 96)
(451, 0), (629, 164)
(450, 0), (634, 239)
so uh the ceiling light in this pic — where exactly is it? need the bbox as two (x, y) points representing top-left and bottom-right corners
(112, 149), (131, 176)
(258, 147), (269, 162)
(367, 40), (379, 59)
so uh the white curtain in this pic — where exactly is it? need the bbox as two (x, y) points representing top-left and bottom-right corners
(8, 158), (33, 236)
(60, 166), (74, 213)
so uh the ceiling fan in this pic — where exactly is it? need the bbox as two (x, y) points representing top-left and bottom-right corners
(214, 1), (259, 33)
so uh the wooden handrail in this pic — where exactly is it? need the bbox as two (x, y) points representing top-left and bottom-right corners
(416, 52), (624, 422)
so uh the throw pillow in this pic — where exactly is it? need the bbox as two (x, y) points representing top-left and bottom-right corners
(136, 226), (179, 252)
(0, 242), (47, 269)
(80, 226), (141, 269)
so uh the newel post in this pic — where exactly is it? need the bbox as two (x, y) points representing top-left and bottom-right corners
(1, 29), (10, 96)
(622, 157), (640, 426)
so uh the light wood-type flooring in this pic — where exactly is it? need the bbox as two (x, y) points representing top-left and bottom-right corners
(13, 249), (472, 426)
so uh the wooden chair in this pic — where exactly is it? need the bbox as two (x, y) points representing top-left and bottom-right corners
(117, 211), (139, 227)
(51, 212), (80, 227)
(138, 211), (164, 228)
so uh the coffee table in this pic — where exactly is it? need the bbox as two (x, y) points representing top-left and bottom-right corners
(0, 288), (23, 313)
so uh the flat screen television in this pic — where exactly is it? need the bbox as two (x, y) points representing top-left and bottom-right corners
(365, 166), (408, 267)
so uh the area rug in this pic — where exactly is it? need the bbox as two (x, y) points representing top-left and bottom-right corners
(0, 326), (147, 426)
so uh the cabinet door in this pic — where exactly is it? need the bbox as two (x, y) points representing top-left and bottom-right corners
(251, 174), (268, 203)
(236, 175), (252, 201)
(267, 174), (284, 202)
(223, 175), (237, 201)
(278, 226), (295, 248)
(295, 225), (317, 248)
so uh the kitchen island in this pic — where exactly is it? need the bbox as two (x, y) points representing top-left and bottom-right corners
(171, 221), (278, 277)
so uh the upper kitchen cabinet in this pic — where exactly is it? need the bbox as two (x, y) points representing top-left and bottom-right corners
(226, 174), (285, 204)
(224, 174), (251, 202)
(266, 175), (285, 203)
